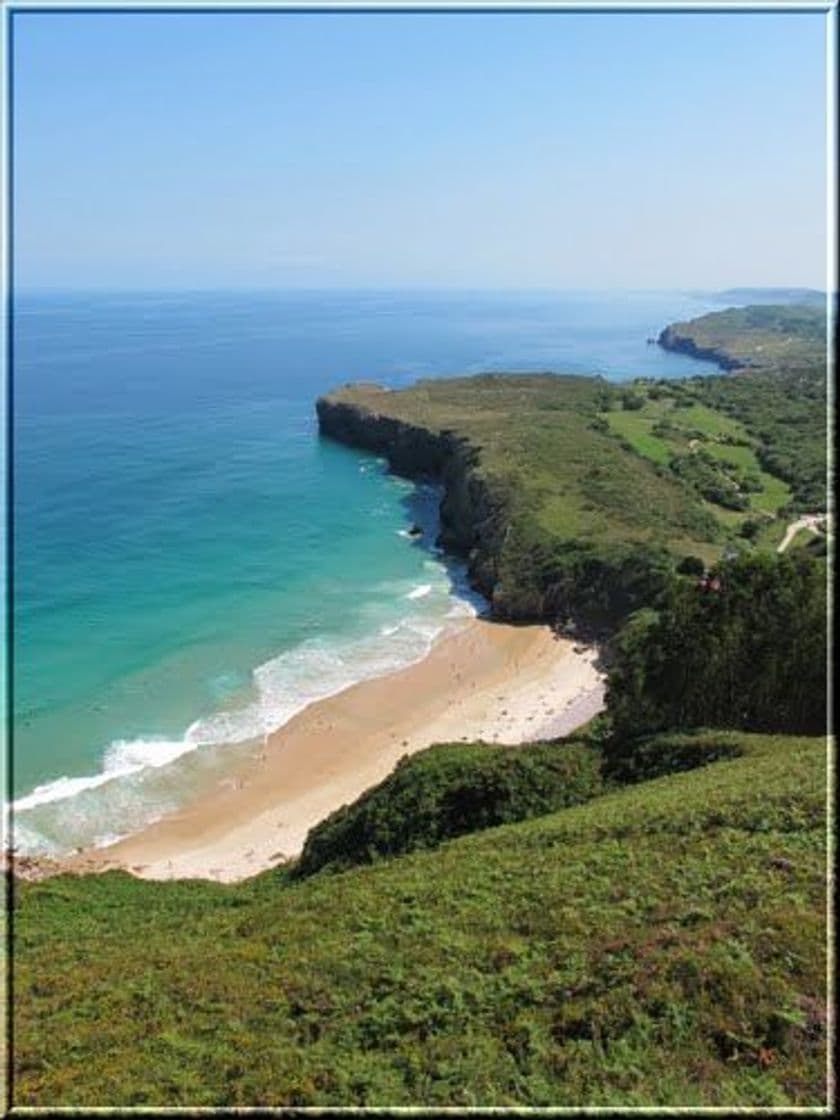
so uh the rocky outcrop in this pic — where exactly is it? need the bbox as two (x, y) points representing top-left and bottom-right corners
(316, 393), (508, 606)
(657, 325), (746, 371)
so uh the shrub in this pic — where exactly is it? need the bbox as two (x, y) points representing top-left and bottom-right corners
(294, 740), (603, 877)
(621, 392), (645, 410)
(676, 555), (705, 576)
(604, 729), (746, 784)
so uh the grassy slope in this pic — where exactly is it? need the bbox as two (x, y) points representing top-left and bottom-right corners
(603, 387), (793, 529)
(661, 303), (826, 372)
(659, 304), (828, 512)
(327, 375), (723, 561)
(13, 732), (827, 1108)
(327, 317), (825, 584)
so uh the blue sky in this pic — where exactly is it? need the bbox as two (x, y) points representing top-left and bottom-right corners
(12, 8), (829, 290)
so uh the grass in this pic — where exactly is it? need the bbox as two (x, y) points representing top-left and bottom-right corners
(12, 731), (827, 1108)
(327, 375), (720, 555)
(659, 305), (827, 511)
(602, 388), (794, 527)
(754, 518), (789, 552)
(786, 527), (821, 552)
(661, 304), (826, 373)
(669, 401), (750, 440)
(602, 408), (672, 466)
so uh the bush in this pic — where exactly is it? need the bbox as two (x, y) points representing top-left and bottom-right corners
(677, 555), (705, 576)
(294, 739), (603, 877)
(621, 392), (645, 410)
(604, 729), (746, 784)
(739, 518), (763, 540)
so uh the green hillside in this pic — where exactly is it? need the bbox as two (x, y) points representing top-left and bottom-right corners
(321, 348), (825, 627)
(659, 303), (826, 373)
(13, 731), (827, 1108)
(658, 303), (828, 511)
(325, 372), (722, 556)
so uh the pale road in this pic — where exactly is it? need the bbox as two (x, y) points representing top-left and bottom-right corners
(776, 513), (827, 554)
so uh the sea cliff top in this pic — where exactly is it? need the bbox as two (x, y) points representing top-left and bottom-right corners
(318, 304), (827, 625)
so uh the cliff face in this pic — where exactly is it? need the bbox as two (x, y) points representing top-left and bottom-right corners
(657, 325), (745, 371)
(316, 395), (508, 607)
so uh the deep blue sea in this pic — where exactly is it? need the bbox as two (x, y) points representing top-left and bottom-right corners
(10, 289), (725, 855)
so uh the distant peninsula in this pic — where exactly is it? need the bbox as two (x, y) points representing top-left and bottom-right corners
(713, 286), (825, 306)
(657, 301), (826, 373)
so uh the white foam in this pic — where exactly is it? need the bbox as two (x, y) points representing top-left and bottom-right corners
(104, 736), (200, 772)
(406, 583), (433, 600)
(12, 770), (125, 813)
(11, 735), (196, 814)
(11, 542), (489, 857)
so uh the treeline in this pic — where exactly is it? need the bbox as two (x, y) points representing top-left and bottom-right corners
(691, 367), (827, 511)
(605, 550), (827, 759)
(492, 527), (681, 629)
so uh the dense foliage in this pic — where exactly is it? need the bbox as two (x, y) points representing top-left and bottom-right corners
(691, 367), (827, 511)
(13, 731), (826, 1107)
(295, 739), (602, 877)
(493, 532), (678, 628)
(605, 551), (827, 752)
(602, 728), (747, 785)
(659, 303), (828, 511)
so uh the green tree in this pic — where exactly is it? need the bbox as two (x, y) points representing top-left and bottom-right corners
(605, 551), (827, 756)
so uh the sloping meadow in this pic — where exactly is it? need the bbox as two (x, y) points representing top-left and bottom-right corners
(13, 730), (827, 1108)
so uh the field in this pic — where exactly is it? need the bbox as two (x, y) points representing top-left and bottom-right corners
(12, 731), (827, 1108)
(326, 374), (722, 555)
(602, 386), (794, 523)
(659, 303), (827, 512)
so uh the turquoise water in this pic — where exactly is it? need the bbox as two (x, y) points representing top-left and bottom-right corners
(11, 289), (722, 854)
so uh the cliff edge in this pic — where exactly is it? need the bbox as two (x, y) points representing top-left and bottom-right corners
(316, 386), (507, 606)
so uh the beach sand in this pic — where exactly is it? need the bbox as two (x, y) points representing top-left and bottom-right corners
(61, 618), (605, 883)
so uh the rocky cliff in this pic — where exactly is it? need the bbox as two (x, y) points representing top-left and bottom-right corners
(316, 392), (509, 609)
(657, 325), (745, 371)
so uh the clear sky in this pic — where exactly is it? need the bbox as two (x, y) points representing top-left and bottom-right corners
(12, 7), (830, 291)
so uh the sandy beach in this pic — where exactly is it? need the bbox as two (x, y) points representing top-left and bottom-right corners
(56, 618), (604, 883)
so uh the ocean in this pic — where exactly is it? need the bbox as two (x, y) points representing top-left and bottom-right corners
(10, 288), (724, 856)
